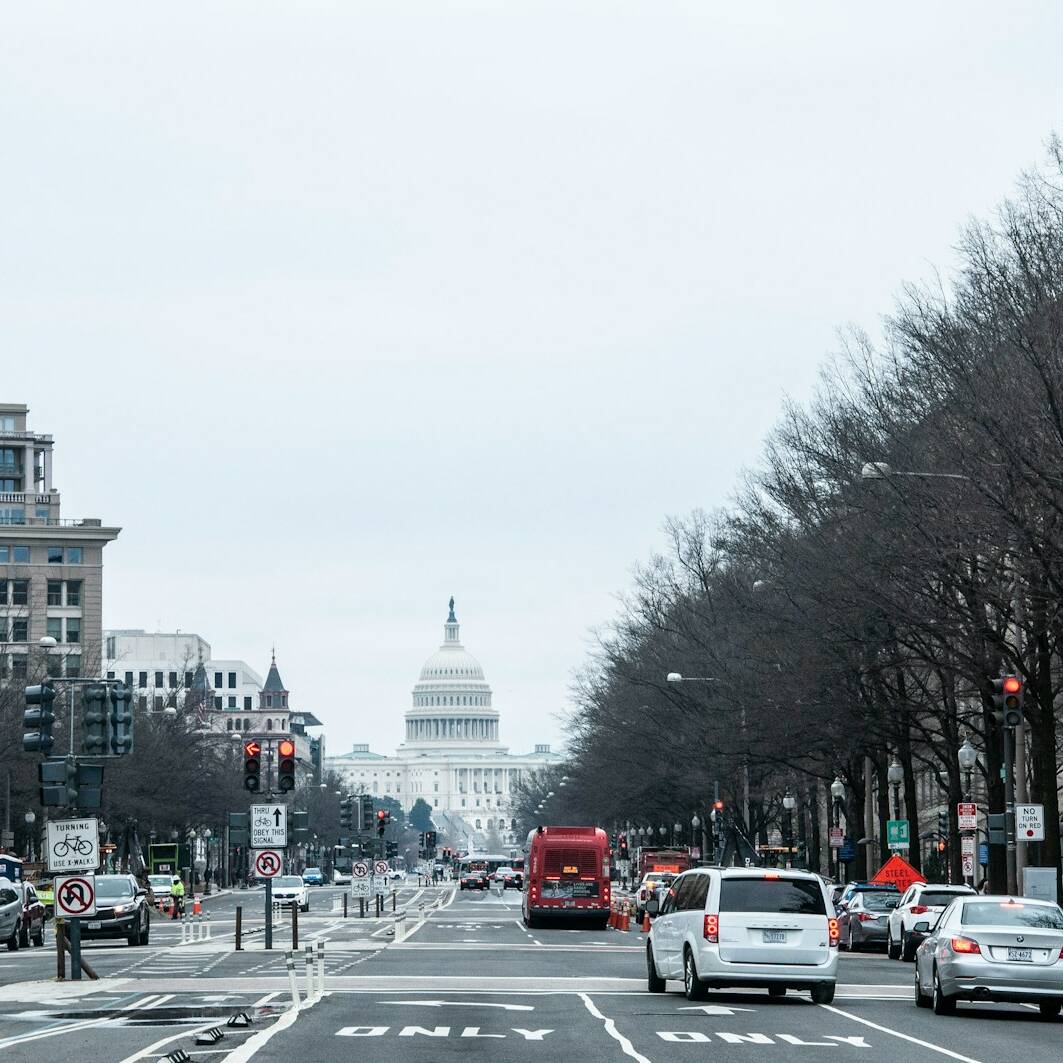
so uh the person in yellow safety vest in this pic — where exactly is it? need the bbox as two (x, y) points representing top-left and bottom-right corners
(171, 876), (186, 918)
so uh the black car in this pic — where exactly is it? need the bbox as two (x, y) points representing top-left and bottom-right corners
(79, 874), (151, 946)
(459, 870), (488, 890)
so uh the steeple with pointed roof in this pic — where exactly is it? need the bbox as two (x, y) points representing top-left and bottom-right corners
(260, 649), (289, 710)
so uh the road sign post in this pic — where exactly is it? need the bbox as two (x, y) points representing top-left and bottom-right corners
(351, 859), (371, 904)
(1017, 804), (1045, 842)
(54, 873), (97, 981)
(253, 848), (283, 951)
(828, 826), (843, 849)
(957, 803), (977, 831)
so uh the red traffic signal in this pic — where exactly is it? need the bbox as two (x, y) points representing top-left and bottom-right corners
(1002, 676), (1022, 695)
(377, 809), (386, 821)
(277, 737), (296, 792)
(243, 740), (262, 792)
(278, 738), (295, 758)
(243, 740), (261, 758)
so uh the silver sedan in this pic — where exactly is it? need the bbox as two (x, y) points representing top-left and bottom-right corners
(913, 895), (1063, 1018)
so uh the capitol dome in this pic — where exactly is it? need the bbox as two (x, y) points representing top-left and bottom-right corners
(402, 599), (503, 752)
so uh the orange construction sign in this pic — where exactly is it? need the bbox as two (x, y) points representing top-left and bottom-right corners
(871, 854), (925, 893)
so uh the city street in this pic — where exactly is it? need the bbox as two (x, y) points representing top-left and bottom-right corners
(1, 884), (1060, 1061)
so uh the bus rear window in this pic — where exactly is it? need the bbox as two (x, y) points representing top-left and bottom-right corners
(720, 878), (826, 915)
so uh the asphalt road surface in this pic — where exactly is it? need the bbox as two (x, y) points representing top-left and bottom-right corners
(0, 882), (1060, 1061)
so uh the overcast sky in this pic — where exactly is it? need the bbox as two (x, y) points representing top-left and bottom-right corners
(4, 3), (1062, 759)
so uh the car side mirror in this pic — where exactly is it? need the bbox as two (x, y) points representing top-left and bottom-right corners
(912, 920), (930, 934)
(646, 898), (660, 917)
(135, 888), (147, 897)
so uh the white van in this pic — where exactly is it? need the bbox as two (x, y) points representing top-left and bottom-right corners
(647, 867), (839, 1002)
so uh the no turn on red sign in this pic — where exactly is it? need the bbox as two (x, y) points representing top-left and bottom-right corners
(1017, 805), (1045, 841)
(55, 874), (97, 918)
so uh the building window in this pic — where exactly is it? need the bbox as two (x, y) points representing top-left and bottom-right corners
(154, 695), (163, 711)
(47, 546), (63, 564)
(184, 671), (193, 688)
(266, 718), (273, 731)
(228, 672), (236, 688)
(214, 696), (223, 709)
(266, 695), (273, 708)
(155, 671), (163, 687)
(243, 719), (251, 731)
(65, 655), (81, 677)
(12, 618), (28, 642)
(0, 579), (5, 603)
(46, 654), (61, 677)
(138, 670), (147, 688)
(125, 671), (133, 686)
(232, 718), (241, 731)
(11, 655), (27, 680)
(47, 580), (62, 606)
(106, 671), (115, 680)
(67, 547), (83, 564)
(228, 696), (236, 708)
(47, 617), (62, 641)
(169, 671), (177, 688)
(12, 579), (28, 605)
(226, 719), (233, 731)
(13, 546), (29, 562)
(66, 580), (81, 606)
(244, 696), (252, 710)
(214, 672), (223, 688)
(0, 547), (6, 562)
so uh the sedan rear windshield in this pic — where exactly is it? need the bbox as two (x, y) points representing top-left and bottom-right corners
(859, 893), (899, 911)
(961, 902), (1063, 929)
(721, 878), (826, 915)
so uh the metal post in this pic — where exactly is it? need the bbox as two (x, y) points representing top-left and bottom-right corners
(1004, 727), (1018, 895)
(55, 919), (66, 979)
(235, 905), (242, 950)
(304, 943), (313, 998)
(265, 878), (273, 950)
(316, 939), (325, 998)
(343, 893), (348, 918)
(359, 897), (365, 918)
(291, 902), (298, 950)
(68, 918), (83, 980)
(284, 950), (300, 1008)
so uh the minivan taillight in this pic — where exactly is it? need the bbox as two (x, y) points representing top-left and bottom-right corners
(828, 918), (840, 947)
(703, 914), (719, 943)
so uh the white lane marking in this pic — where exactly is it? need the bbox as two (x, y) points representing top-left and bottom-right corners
(253, 991), (280, 1007)
(380, 1000), (535, 1011)
(123, 994), (162, 1011)
(0, 1016), (115, 1050)
(818, 1003), (984, 1062)
(117, 1019), (231, 1063)
(145, 993), (175, 1008)
(579, 993), (653, 1063)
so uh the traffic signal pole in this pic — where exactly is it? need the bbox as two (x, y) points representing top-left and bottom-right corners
(1003, 727), (1018, 895)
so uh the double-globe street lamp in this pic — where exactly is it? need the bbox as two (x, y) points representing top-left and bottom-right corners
(887, 757), (904, 820)
(782, 791), (796, 868)
(830, 777), (845, 881)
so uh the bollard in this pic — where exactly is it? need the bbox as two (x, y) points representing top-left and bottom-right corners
(235, 905), (243, 951)
(204, 914), (212, 941)
(284, 950), (301, 1009)
(359, 898), (365, 919)
(391, 890), (397, 913)
(55, 919), (66, 980)
(316, 940), (325, 999)
(343, 893), (348, 919)
(291, 902), (299, 951)
(395, 911), (406, 942)
(304, 944), (314, 999)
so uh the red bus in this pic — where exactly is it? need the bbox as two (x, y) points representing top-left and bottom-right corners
(522, 826), (610, 929)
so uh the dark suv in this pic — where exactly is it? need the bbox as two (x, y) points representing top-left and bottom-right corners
(80, 874), (151, 946)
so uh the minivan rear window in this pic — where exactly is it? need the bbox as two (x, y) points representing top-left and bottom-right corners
(720, 878), (826, 915)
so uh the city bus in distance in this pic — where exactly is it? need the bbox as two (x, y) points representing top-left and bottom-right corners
(522, 826), (610, 929)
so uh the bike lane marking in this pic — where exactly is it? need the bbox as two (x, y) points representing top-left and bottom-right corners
(579, 992), (654, 1063)
(818, 1003), (983, 1062)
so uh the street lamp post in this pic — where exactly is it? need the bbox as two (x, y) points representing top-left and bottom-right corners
(830, 778), (845, 882)
(887, 757), (904, 821)
(691, 814), (701, 863)
(958, 735), (978, 888)
(782, 792), (795, 869)
(673, 822), (682, 847)
(24, 811), (36, 862)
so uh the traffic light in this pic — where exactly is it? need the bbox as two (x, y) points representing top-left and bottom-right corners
(38, 759), (68, 806)
(340, 796), (353, 830)
(109, 681), (134, 755)
(618, 836), (629, 858)
(23, 681), (57, 754)
(419, 832), (426, 849)
(292, 810), (309, 842)
(377, 809), (389, 836)
(82, 683), (110, 755)
(360, 796), (375, 832)
(38, 757), (103, 808)
(228, 812), (249, 847)
(937, 810), (948, 838)
(243, 739), (262, 792)
(386, 841), (397, 859)
(991, 674), (1024, 728)
(937, 839), (946, 853)
(277, 738), (296, 792)
(425, 830), (437, 852)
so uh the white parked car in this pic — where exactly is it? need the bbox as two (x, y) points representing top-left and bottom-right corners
(333, 869), (351, 886)
(271, 875), (310, 912)
(887, 882), (975, 961)
(647, 867), (839, 1003)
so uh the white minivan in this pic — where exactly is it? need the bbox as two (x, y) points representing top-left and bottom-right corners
(647, 867), (839, 1003)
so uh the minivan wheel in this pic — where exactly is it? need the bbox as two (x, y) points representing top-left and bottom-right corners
(646, 944), (666, 993)
(683, 949), (708, 1001)
(1038, 1002), (1061, 1020)
(810, 983), (835, 1005)
(768, 986), (786, 999)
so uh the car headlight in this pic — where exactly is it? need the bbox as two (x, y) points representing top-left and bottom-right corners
(113, 905), (128, 915)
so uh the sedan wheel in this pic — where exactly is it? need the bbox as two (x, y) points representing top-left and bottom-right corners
(6, 922), (20, 951)
(1038, 1002), (1061, 1020)
(914, 969), (931, 1008)
(887, 930), (901, 960)
(932, 970), (956, 1016)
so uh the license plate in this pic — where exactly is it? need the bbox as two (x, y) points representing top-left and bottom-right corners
(762, 930), (786, 943)
(1008, 948), (1033, 962)
(87, 921), (102, 930)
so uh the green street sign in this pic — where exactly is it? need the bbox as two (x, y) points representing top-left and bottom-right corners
(887, 819), (910, 850)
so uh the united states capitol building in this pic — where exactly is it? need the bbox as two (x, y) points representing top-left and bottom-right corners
(324, 600), (562, 849)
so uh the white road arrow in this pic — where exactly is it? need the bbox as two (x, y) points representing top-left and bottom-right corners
(677, 1004), (756, 1016)
(380, 1000), (535, 1011)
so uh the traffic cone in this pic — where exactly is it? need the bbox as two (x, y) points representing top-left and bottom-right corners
(621, 911), (630, 932)
(193, 895), (202, 916)
(642, 910), (650, 932)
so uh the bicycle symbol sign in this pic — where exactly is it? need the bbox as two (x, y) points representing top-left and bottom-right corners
(55, 874), (97, 918)
(46, 817), (100, 873)
(254, 849), (283, 878)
